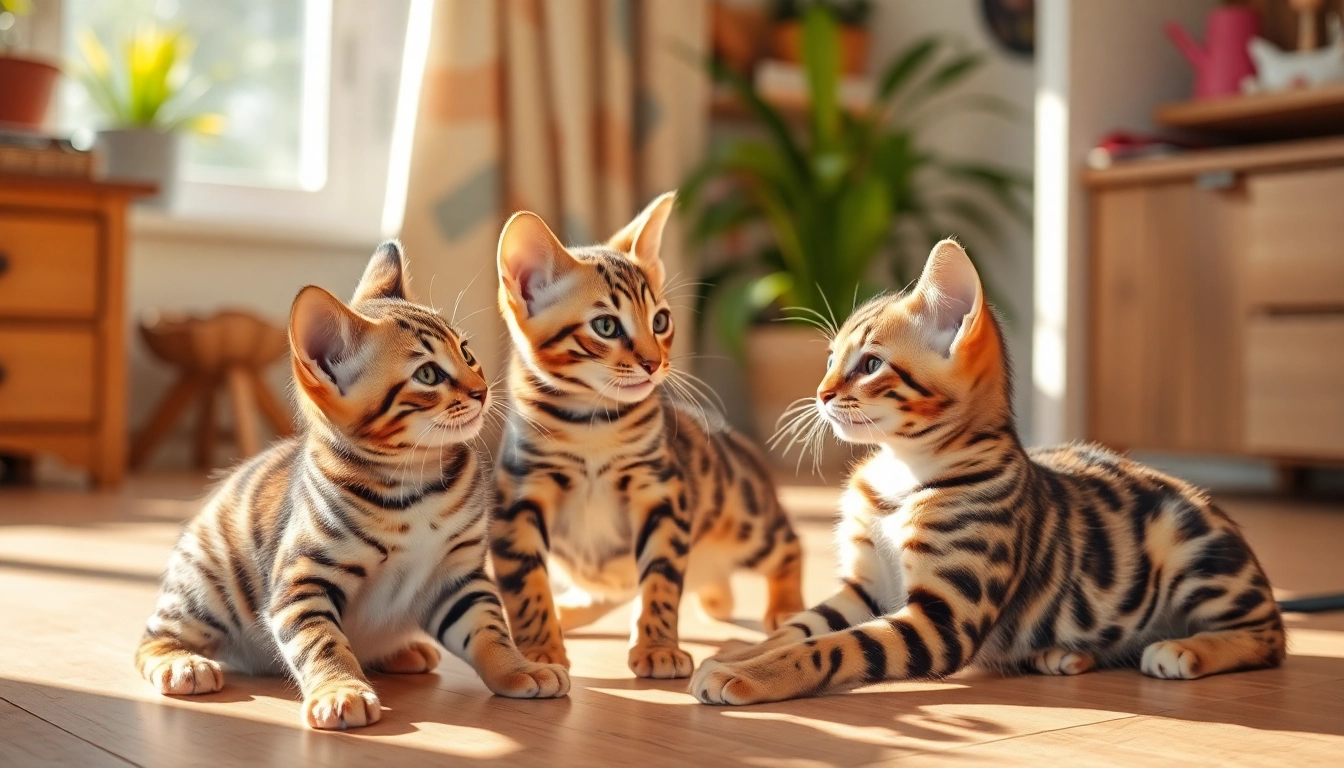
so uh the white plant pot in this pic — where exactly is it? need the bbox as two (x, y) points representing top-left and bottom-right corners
(96, 128), (180, 209)
(744, 323), (863, 482)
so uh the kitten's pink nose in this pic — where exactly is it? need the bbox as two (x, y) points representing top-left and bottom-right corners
(638, 359), (658, 375)
(468, 388), (487, 402)
(818, 389), (837, 404)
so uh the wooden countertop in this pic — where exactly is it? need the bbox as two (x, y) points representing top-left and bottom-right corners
(1084, 135), (1344, 188)
(0, 173), (158, 197)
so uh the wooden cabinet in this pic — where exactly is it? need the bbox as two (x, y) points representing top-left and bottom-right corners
(1086, 137), (1344, 466)
(0, 176), (153, 486)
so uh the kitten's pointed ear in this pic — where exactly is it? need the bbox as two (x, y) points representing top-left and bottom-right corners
(351, 240), (409, 304)
(289, 286), (372, 398)
(497, 211), (578, 318)
(607, 191), (675, 291)
(914, 239), (985, 357)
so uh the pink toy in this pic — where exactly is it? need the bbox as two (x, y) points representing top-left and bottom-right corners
(1167, 5), (1261, 100)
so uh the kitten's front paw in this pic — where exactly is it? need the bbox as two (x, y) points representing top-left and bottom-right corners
(146, 653), (224, 696)
(628, 643), (693, 679)
(485, 662), (571, 698)
(689, 659), (767, 705)
(303, 682), (382, 730)
(376, 641), (442, 674)
(1141, 641), (1201, 680)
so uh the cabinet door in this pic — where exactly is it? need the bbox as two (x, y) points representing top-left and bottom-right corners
(1244, 315), (1344, 459)
(1089, 180), (1245, 454)
(1245, 167), (1344, 309)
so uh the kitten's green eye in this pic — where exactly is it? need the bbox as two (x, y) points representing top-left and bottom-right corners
(460, 341), (476, 366)
(863, 356), (884, 374)
(826, 354), (835, 370)
(414, 363), (442, 385)
(652, 309), (670, 334)
(591, 315), (620, 338)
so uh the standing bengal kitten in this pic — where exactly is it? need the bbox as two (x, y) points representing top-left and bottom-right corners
(136, 243), (569, 730)
(691, 240), (1285, 704)
(491, 193), (805, 679)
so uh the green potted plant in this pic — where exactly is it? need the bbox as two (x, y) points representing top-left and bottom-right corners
(683, 6), (1029, 466)
(69, 22), (222, 208)
(771, 0), (873, 75)
(0, 0), (61, 130)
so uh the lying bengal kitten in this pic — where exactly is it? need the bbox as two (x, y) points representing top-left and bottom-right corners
(136, 243), (568, 730)
(491, 193), (805, 678)
(691, 239), (1285, 704)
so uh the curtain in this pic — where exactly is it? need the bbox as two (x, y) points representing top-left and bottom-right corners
(398, 0), (711, 377)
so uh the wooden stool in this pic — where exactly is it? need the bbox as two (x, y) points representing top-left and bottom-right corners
(131, 309), (294, 470)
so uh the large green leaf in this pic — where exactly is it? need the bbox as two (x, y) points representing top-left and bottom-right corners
(800, 6), (841, 152)
(875, 35), (940, 106)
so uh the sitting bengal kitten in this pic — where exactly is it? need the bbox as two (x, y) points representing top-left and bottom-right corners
(491, 193), (805, 679)
(136, 243), (569, 730)
(691, 239), (1285, 704)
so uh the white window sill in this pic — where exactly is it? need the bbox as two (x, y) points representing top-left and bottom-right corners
(130, 207), (380, 250)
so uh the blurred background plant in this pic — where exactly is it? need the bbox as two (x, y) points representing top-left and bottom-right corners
(0, 0), (32, 50)
(68, 21), (223, 134)
(683, 4), (1030, 356)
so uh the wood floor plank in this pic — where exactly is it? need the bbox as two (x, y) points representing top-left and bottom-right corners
(0, 697), (133, 767)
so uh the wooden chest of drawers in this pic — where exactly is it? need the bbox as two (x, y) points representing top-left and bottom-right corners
(0, 176), (153, 486)
(1086, 138), (1344, 468)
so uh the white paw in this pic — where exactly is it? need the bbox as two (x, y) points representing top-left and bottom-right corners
(1141, 641), (1200, 680)
(688, 659), (764, 705)
(303, 683), (382, 730)
(150, 654), (224, 695)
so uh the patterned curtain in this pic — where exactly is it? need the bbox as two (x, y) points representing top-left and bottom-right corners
(398, 0), (711, 376)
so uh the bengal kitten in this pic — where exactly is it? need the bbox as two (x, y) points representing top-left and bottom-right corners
(691, 239), (1285, 704)
(491, 193), (805, 679)
(136, 243), (569, 730)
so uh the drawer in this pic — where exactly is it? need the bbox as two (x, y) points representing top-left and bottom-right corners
(0, 212), (100, 319)
(1245, 168), (1344, 309)
(1244, 315), (1344, 459)
(0, 327), (96, 424)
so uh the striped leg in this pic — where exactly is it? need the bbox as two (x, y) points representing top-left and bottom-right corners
(492, 488), (568, 667)
(711, 513), (884, 665)
(268, 565), (378, 730)
(629, 493), (694, 679)
(692, 591), (987, 705)
(136, 551), (231, 695)
(425, 568), (569, 698)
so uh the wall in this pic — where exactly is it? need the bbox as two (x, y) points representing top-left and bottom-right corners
(126, 220), (375, 469)
(868, 0), (1037, 441)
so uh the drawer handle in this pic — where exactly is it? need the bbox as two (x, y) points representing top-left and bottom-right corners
(0, 251), (9, 276)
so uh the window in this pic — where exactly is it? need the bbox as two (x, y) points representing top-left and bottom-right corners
(58, 0), (412, 241)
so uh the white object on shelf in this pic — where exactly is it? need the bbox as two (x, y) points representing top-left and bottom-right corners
(1243, 15), (1344, 94)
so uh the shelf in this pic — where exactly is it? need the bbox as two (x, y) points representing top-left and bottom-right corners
(1083, 135), (1344, 188)
(1155, 84), (1344, 139)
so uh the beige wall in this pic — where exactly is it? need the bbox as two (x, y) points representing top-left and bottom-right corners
(126, 221), (375, 468)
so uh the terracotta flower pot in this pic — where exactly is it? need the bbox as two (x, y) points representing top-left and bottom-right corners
(744, 323), (862, 480)
(771, 21), (870, 76)
(0, 55), (61, 130)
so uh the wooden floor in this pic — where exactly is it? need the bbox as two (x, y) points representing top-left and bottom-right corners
(1, 476), (1342, 767)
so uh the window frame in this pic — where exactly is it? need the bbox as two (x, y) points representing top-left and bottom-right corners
(52, 0), (412, 244)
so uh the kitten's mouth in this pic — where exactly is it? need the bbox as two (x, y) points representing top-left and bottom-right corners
(825, 408), (873, 426)
(435, 407), (485, 435)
